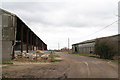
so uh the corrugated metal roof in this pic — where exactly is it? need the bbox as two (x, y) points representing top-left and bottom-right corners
(72, 39), (95, 46)
(0, 8), (16, 16)
(72, 34), (119, 46)
(0, 8), (47, 45)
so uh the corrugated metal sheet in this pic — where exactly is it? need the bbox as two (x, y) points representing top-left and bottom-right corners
(2, 14), (16, 40)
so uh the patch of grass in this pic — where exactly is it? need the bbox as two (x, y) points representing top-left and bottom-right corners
(111, 60), (120, 63)
(54, 54), (60, 57)
(51, 59), (62, 62)
(75, 53), (94, 57)
(103, 59), (120, 63)
(73, 53), (119, 63)
(1, 78), (14, 80)
(0, 62), (13, 64)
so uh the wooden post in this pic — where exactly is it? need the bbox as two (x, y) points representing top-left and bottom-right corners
(33, 35), (34, 51)
(26, 29), (29, 53)
(21, 26), (23, 53)
(12, 41), (15, 59)
(42, 43), (44, 50)
(30, 32), (32, 50)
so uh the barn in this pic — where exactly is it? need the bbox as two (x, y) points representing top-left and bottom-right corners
(0, 8), (47, 62)
(72, 39), (95, 54)
(72, 34), (119, 55)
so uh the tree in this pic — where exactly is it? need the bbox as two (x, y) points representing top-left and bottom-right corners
(95, 39), (116, 59)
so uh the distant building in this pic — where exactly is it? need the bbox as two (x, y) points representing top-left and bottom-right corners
(61, 47), (72, 52)
(72, 39), (95, 54)
(72, 34), (119, 55)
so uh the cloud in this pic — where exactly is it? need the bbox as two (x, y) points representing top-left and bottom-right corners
(2, 0), (118, 28)
(1, 0), (119, 49)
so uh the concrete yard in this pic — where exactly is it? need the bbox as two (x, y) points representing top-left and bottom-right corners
(2, 52), (118, 78)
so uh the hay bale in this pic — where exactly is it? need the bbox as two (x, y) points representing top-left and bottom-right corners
(36, 50), (44, 53)
(41, 54), (50, 60)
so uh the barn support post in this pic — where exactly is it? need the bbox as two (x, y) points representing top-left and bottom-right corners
(21, 26), (23, 53)
(36, 37), (38, 50)
(35, 36), (37, 50)
(32, 35), (34, 51)
(30, 32), (32, 50)
(38, 42), (40, 50)
(34, 36), (36, 50)
(26, 29), (29, 53)
(12, 41), (15, 59)
(34, 36), (35, 51)
(42, 43), (44, 50)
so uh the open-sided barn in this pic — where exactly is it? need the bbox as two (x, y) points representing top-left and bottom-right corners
(0, 9), (47, 62)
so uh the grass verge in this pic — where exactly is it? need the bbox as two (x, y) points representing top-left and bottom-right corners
(103, 59), (120, 63)
(75, 53), (94, 57)
(0, 62), (13, 64)
(51, 59), (62, 62)
(54, 54), (60, 57)
(73, 53), (120, 63)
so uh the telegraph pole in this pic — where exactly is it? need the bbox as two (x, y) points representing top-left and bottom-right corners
(58, 43), (60, 50)
(68, 38), (70, 53)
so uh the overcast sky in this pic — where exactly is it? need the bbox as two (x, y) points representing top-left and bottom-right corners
(1, 0), (119, 49)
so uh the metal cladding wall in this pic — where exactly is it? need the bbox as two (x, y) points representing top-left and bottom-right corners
(1, 9), (16, 62)
(0, 9), (2, 65)
(78, 42), (95, 53)
(0, 9), (47, 62)
(72, 40), (95, 54)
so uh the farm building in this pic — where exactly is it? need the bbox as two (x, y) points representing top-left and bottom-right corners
(72, 34), (119, 55)
(72, 39), (95, 54)
(0, 8), (47, 62)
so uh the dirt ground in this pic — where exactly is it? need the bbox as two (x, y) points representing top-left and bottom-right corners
(2, 52), (118, 78)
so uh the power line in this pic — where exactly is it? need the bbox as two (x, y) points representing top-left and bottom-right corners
(83, 19), (118, 38)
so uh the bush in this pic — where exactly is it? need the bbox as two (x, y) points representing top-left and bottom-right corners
(95, 39), (116, 59)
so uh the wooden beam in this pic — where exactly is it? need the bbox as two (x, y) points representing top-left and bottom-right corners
(30, 32), (32, 50)
(21, 26), (23, 53)
(26, 29), (29, 53)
